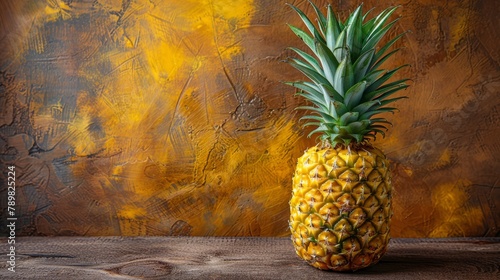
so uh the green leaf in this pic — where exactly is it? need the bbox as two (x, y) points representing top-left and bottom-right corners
(339, 112), (359, 125)
(362, 18), (399, 54)
(301, 112), (337, 126)
(352, 100), (381, 115)
(288, 4), (325, 44)
(326, 5), (341, 50)
(299, 107), (336, 123)
(285, 81), (320, 95)
(361, 7), (377, 36)
(371, 118), (392, 126)
(364, 134), (376, 141)
(364, 64), (410, 94)
(318, 83), (333, 112)
(288, 60), (331, 86)
(371, 128), (386, 138)
(286, 81), (324, 106)
(315, 40), (339, 85)
(336, 126), (354, 137)
(302, 121), (321, 127)
(370, 124), (390, 131)
(344, 81), (367, 110)
(332, 100), (348, 117)
(360, 107), (397, 119)
(320, 82), (344, 102)
(308, 0), (328, 37)
(352, 50), (374, 83)
(367, 6), (399, 41)
(288, 24), (317, 54)
(288, 58), (317, 73)
(288, 47), (323, 74)
(333, 55), (354, 96)
(296, 92), (329, 110)
(373, 84), (409, 104)
(296, 105), (324, 114)
(362, 69), (385, 86)
(378, 96), (408, 106)
(362, 7), (376, 21)
(300, 115), (326, 123)
(345, 5), (363, 59)
(307, 126), (330, 138)
(363, 81), (409, 102)
(370, 48), (400, 72)
(372, 31), (407, 68)
(347, 119), (370, 132)
(333, 29), (348, 62)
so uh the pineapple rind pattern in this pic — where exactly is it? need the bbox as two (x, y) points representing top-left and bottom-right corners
(290, 145), (393, 271)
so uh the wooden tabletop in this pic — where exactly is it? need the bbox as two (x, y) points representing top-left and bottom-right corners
(1, 236), (499, 279)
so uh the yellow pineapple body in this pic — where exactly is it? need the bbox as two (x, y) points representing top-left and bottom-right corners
(290, 145), (392, 271)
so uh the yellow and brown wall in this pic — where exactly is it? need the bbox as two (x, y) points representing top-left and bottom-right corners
(0, 0), (498, 237)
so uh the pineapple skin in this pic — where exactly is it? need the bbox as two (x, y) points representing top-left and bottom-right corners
(289, 145), (393, 271)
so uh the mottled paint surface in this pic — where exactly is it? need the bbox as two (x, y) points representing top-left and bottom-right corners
(0, 0), (498, 237)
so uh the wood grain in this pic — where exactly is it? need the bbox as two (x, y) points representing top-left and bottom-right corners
(1, 237), (499, 279)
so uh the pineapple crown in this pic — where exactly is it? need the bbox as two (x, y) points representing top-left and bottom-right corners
(285, 1), (410, 146)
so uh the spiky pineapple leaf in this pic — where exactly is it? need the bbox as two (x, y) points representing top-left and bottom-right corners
(378, 96), (409, 106)
(339, 112), (359, 124)
(333, 29), (348, 63)
(360, 107), (397, 120)
(344, 5), (364, 59)
(362, 18), (400, 55)
(326, 4), (342, 49)
(333, 54), (354, 96)
(296, 92), (329, 110)
(352, 100), (381, 115)
(347, 120), (371, 134)
(288, 47), (323, 74)
(362, 81), (409, 102)
(307, 125), (330, 138)
(370, 48), (401, 73)
(287, 4), (326, 45)
(371, 31), (407, 69)
(362, 69), (385, 86)
(315, 40), (339, 85)
(332, 100), (348, 118)
(373, 82), (410, 101)
(366, 6), (399, 40)
(344, 81), (367, 110)
(353, 49), (375, 82)
(285, 81), (321, 97)
(289, 58), (318, 73)
(300, 115), (328, 123)
(298, 107), (337, 124)
(288, 60), (330, 86)
(288, 24), (317, 54)
(371, 117), (393, 125)
(361, 7), (377, 35)
(319, 82), (344, 102)
(308, 0), (328, 36)
(364, 64), (410, 95)
(318, 83), (333, 112)
(286, 3), (409, 145)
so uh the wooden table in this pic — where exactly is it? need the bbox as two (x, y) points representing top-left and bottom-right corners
(1, 237), (499, 279)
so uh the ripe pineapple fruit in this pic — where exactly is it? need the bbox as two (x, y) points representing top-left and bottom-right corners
(286, 1), (409, 271)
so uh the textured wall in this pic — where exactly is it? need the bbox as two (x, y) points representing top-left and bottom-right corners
(0, 0), (498, 237)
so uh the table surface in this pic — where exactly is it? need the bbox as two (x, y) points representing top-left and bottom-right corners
(0, 236), (499, 280)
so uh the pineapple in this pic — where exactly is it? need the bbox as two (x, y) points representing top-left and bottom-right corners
(286, 1), (409, 271)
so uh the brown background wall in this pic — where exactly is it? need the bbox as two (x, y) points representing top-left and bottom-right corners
(0, 0), (498, 237)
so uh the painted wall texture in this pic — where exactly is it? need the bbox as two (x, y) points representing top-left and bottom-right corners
(0, 0), (498, 237)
